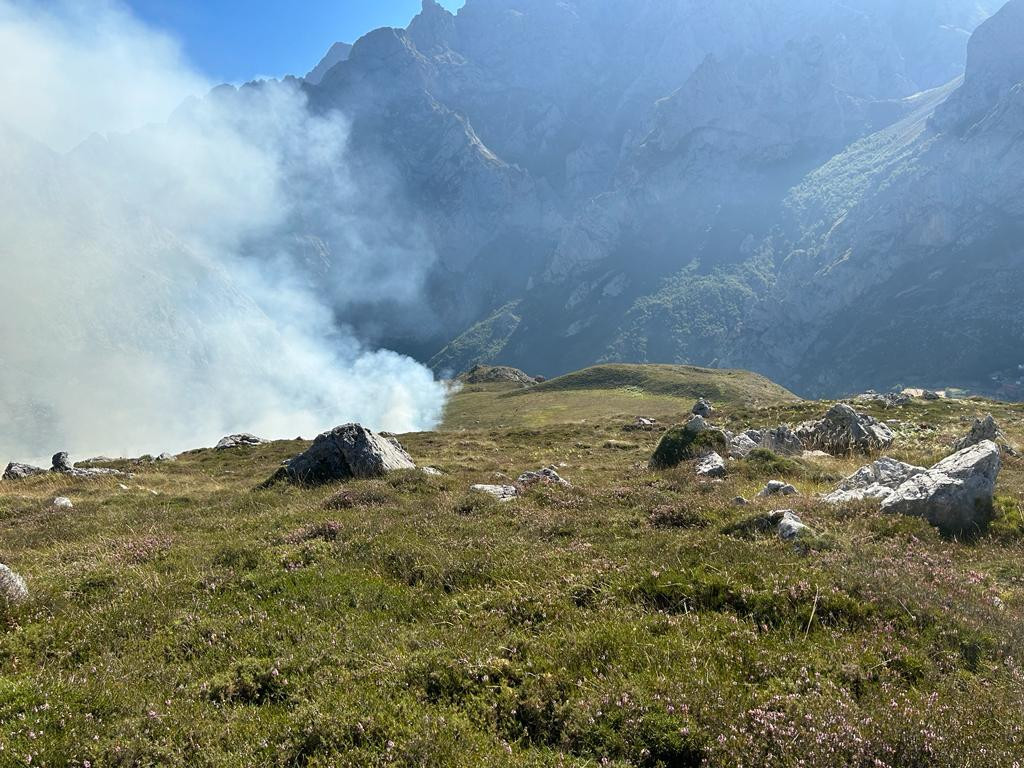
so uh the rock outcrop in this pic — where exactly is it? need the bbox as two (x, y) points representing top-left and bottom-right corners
(216, 434), (267, 450)
(798, 404), (894, 455)
(952, 415), (1013, 454)
(50, 452), (128, 479)
(775, 511), (812, 541)
(880, 440), (1002, 533)
(2, 463), (47, 481)
(274, 424), (417, 486)
(823, 457), (927, 504)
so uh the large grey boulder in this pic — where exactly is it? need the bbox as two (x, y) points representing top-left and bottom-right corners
(799, 404), (894, 455)
(823, 457), (927, 504)
(0, 564), (28, 604)
(470, 484), (519, 502)
(881, 440), (1001, 533)
(2, 463), (47, 481)
(275, 424), (416, 485)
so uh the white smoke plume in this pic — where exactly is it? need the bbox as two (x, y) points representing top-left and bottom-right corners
(0, 0), (446, 463)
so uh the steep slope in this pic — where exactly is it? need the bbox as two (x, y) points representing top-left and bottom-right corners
(743, 0), (1024, 398)
(293, 0), (999, 369)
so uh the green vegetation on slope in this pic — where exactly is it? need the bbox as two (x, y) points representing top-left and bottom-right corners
(443, 364), (799, 431)
(2, 376), (1024, 766)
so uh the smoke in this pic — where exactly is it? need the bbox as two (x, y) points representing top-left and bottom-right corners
(0, 0), (446, 463)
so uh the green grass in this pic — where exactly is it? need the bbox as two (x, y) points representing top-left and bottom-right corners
(2, 369), (1024, 766)
(443, 364), (799, 431)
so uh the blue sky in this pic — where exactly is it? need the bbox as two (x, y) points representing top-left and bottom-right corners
(126, 0), (463, 83)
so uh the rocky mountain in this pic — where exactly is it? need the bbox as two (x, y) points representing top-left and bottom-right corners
(282, 0), (1016, 397)
(304, 42), (352, 85)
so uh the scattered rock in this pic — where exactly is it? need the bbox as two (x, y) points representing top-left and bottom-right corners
(823, 457), (927, 504)
(272, 424), (417, 486)
(921, 390), (942, 401)
(518, 467), (572, 487)
(757, 480), (799, 498)
(0, 564), (27, 604)
(855, 391), (912, 408)
(51, 497), (74, 510)
(460, 365), (539, 386)
(880, 440), (1002, 533)
(2, 462), (47, 481)
(649, 416), (728, 470)
(470, 484), (519, 502)
(216, 434), (267, 450)
(156, 452), (177, 462)
(732, 496), (750, 507)
(695, 452), (727, 479)
(798, 404), (894, 455)
(420, 466), (444, 476)
(774, 510), (812, 541)
(624, 416), (659, 432)
(691, 398), (714, 417)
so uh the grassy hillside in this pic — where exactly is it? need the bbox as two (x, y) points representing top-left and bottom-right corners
(2, 373), (1024, 766)
(443, 364), (799, 431)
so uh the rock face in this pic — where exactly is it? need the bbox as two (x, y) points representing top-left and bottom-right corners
(518, 467), (572, 487)
(951, 415), (1008, 453)
(695, 452), (727, 479)
(2, 463), (47, 481)
(276, 424), (417, 485)
(880, 441), (1002, 533)
(823, 457), (927, 504)
(470, 484), (519, 502)
(0, 564), (28, 604)
(799, 404), (894, 455)
(216, 434), (267, 450)
(691, 398), (714, 418)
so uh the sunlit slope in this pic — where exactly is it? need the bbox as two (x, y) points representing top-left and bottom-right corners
(442, 364), (799, 430)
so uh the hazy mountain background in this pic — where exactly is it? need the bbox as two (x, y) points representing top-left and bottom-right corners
(286, 0), (1021, 399)
(3, 0), (1022, 462)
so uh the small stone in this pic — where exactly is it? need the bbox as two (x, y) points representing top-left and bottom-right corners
(51, 497), (74, 510)
(470, 484), (519, 502)
(517, 467), (572, 487)
(757, 480), (799, 498)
